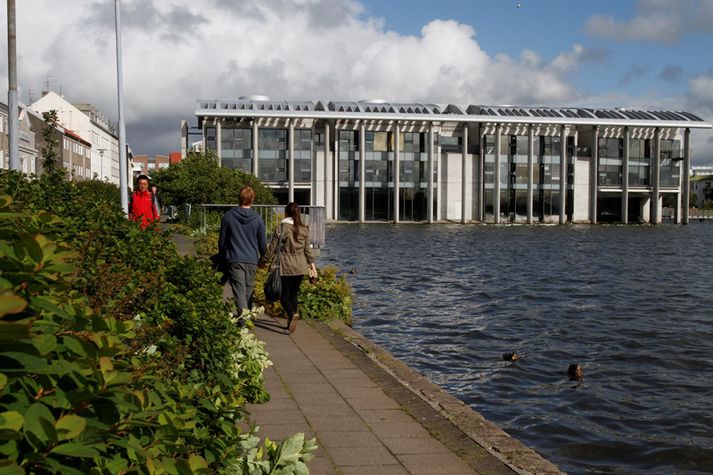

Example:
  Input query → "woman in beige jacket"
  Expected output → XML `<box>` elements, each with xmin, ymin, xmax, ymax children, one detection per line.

<box><xmin>263</xmin><ymin>202</ymin><xmax>316</xmax><ymax>333</ymax></box>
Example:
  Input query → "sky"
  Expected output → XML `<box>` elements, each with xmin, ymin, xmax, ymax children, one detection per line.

<box><xmin>1</xmin><ymin>0</ymin><xmax>712</xmax><ymax>163</ymax></box>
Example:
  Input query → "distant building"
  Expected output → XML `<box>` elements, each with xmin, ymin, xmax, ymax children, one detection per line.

<box><xmin>690</xmin><ymin>165</ymin><xmax>713</xmax><ymax>177</ymax></box>
<box><xmin>28</xmin><ymin>110</ymin><xmax>91</xmax><ymax>180</ymax></box>
<box><xmin>1</xmin><ymin>101</ymin><xmax>38</xmax><ymax>175</ymax></box>
<box><xmin>169</xmin><ymin>151</ymin><xmax>182</xmax><ymax>165</ymax></box>
<box><xmin>31</xmin><ymin>91</ymin><xmax>120</xmax><ymax>183</ymax></box>
<box><xmin>194</xmin><ymin>96</ymin><xmax>712</xmax><ymax>224</ymax></box>
<box><xmin>690</xmin><ymin>175</ymin><xmax>713</xmax><ymax>208</ymax></box>
<box><xmin>131</xmin><ymin>154</ymin><xmax>170</xmax><ymax>178</ymax></box>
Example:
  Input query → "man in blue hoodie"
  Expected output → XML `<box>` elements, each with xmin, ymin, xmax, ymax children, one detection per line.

<box><xmin>218</xmin><ymin>186</ymin><xmax>267</xmax><ymax>319</ymax></box>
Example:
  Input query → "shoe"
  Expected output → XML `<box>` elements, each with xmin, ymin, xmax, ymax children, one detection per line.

<box><xmin>286</xmin><ymin>315</ymin><xmax>293</xmax><ymax>331</ymax></box>
<box><xmin>289</xmin><ymin>313</ymin><xmax>299</xmax><ymax>334</ymax></box>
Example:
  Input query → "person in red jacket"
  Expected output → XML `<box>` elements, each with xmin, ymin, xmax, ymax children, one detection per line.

<box><xmin>129</xmin><ymin>174</ymin><xmax>160</xmax><ymax>229</ymax></box>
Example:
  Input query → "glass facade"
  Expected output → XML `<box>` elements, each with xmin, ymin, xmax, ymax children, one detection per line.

<box><xmin>221</xmin><ymin>127</ymin><xmax>252</xmax><ymax>173</ymax></box>
<box><xmin>598</xmin><ymin>137</ymin><xmax>680</xmax><ymax>188</ymax></box>
<box><xmin>364</xmin><ymin>131</ymin><xmax>393</xmax><ymax>220</ymax></box>
<box><xmin>259</xmin><ymin>129</ymin><xmax>287</xmax><ymax>182</ymax></box>
<box><xmin>660</xmin><ymin>139</ymin><xmax>681</xmax><ymax>187</ymax></box>
<box><xmin>628</xmin><ymin>138</ymin><xmax>651</xmax><ymax>186</ymax></box>
<box><xmin>205</xmin><ymin>126</ymin><xmax>216</xmax><ymax>152</ymax></box>
<box><xmin>399</xmin><ymin>132</ymin><xmax>429</xmax><ymax>221</ymax></box>
<box><xmin>294</xmin><ymin>129</ymin><xmax>312</xmax><ymax>182</ymax></box>
<box><xmin>598</xmin><ymin>137</ymin><xmax>622</xmax><ymax>186</ymax></box>
<box><xmin>484</xmin><ymin>134</ymin><xmax>563</xmax><ymax>222</ymax></box>
<box><xmin>338</xmin><ymin>131</ymin><xmax>359</xmax><ymax>220</ymax></box>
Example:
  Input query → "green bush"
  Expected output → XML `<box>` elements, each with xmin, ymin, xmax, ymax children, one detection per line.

<box><xmin>253</xmin><ymin>266</ymin><xmax>353</xmax><ymax>326</ymax></box>
<box><xmin>0</xmin><ymin>171</ymin><xmax>317</xmax><ymax>473</ymax></box>
<box><xmin>151</xmin><ymin>152</ymin><xmax>276</xmax><ymax>209</ymax></box>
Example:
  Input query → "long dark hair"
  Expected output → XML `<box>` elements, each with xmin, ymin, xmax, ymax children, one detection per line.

<box><xmin>285</xmin><ymin>202</ymin><xmax>303</xmax><ymax>241</ymax></box>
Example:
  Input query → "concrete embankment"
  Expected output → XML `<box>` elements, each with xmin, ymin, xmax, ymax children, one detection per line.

<box><xmin>248</xmin><ymin>313</ymin><xmax>564</xmax><ymax>475</ymax></box>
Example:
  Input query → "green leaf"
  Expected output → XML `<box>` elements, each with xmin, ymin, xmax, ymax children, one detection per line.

<box><xmin>188</xmin><ymin>454</ymin><xmax>209</xmax><ymax>474</ymax></box>
<box><xmin>0</xmin><ymin>374</ymin><xmax>6</xmax><ymax>391</ymax></box>
<box><xmin>0</xmin><ymin>411</ymin><xmax>23</xmax><ymax>432</ymax></box>
<box><xmin>50</xmin><ymin>442</ymin><xmax>99</xmax><ymax>458</ymax></box>
<box><xmin>32</xmin><ymin>334</ymin><xmax>57</xmax><ymax>355</ymax></box>
<box><xmin>55</xmin><ymin>414</ymin><xmax>86</xmax><ymax>441</ymax></box>
<box><xmin>0</xmin><ymin>322</ymin><xmax>31</xmax><ymax>343</ymax></box>
<box><xmin>22</xmin><ymin>234</ymin><xmax>44</xmax><ymax>263</ymax></box>
<box><xmin>23</xmin><ymin>403</ymin><xmax>57</xmax><ymax>450</ymax></box>
<box><xmin>0</xmin><ymin>459</ymin><xmax>24</xmax><ymax>475</ymax></box>
<box><xmin>0</xmin><ymin>352</ymin><xmax>51</xmax><ymax>373</ymax></box>
<box><xmin>0</xmin><ymin>295</ymin><xmax>26</xmax><ymax>318</ymax></box>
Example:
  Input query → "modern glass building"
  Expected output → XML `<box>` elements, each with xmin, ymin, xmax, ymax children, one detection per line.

<box><xmin>193</xmin><ymin>96</ymin><xmax>712</xmax><ymax>224</ymax></box>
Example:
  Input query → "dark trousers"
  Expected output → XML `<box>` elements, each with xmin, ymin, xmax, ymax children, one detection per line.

<box><xmin>280</xmin><ymin>275</ymin><xmax>304</xmax><ymax>318</ymax></box>
<box><xmin>227</xmin><ymin>262</ymin><xmax>257</xmax><ymax>316</ymax></box>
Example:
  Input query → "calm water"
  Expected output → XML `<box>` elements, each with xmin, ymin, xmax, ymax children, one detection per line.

<box><xmin>319</xmin><ymin>222</ymin><xmax>713</xmax><ymax>474</ymax></box>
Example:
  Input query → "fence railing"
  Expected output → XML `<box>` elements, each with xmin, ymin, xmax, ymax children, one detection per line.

<box><xmin>195</xmin><ymin>204</ymin><xmax>326</xmax><ymax>248</ymax></box>
<box><xmin>662</xmin><ymin>207</ymin><xmax>713</xmax><ymax>219</ymax></box>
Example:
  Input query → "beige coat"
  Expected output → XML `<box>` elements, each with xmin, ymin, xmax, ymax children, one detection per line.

<box><xmin>264</xmin><ymin>221</ymin><xmax>315</xmax><ymax>276</ymax></box>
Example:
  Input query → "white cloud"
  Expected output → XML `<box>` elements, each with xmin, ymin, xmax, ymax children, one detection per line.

<box><xmin>585</xmin><ymin>0</ymin><xmax>713</xmax><ymax>43</ymax></box>
<box><xmin>1</xmin><ymin>0</ymin><xmax>708</xmax><ymax>157</ymax></box>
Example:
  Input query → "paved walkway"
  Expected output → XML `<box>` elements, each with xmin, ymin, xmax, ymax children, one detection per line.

<box><xmin>246</xmin><ymin>313</ymin><xmax>563</xmax><ymax>475</ymax></box>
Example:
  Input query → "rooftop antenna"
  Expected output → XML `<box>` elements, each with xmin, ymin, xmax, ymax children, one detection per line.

<box><xmin>28</xmin><ymin>87</ymin><xmax>34</xmax><ymax>104</ymax></box>
<box><xmin>44</xmin><ymin>75</ymin><xmax>53</xmax><ymax>92</ymax></box>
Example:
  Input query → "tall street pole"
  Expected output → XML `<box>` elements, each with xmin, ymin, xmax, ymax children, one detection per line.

<box><xmin>7</xmin><ymin>0</ymin><xmax>20</xmax><ymax>171</ymax></box>
<box><xmin>114</xmin><ymin>0</ymin><xmax>128</xmax><ymax>214</ymax></box>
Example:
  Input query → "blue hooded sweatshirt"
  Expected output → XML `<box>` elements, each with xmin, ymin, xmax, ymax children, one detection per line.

<box><xmin>218</xmin><ymin>207</ymin><xmax>267</xmax><ymax>265</ymax></box>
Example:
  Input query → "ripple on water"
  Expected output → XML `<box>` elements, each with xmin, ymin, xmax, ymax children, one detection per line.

<box><xmin>321</xmin><ymin>223</ymin><xmax>713</xmax><ymax>475</ymax></box>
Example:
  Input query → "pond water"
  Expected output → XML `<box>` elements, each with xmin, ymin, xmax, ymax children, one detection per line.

<box><xmin>319</xmin><ymin>222</ymin><xmax>713</xmax><ymax>474</ymax></box>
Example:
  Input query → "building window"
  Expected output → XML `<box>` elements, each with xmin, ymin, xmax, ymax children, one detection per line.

<box><xmin>294</xmin><ymin>129</ymin><xmax>312</xmax><ymax>182</ymax></box>
<box><xmin>221</xmin><ymin>127</ymin><xmax>252</xmax><ymax>173</ymax></box>
<box><xmin>259</xmin><ymin>128</ymin><xmax>287</xmax><ymax>182</ymax></box>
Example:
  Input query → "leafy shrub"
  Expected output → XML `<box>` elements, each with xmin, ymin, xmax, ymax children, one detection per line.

<box><xmin>151</xmin><ymin>152</ymin><xmax>276</xmax><ymax>209</ymax></box>
<box><xmin>0</xmin><ymin>171</ymin><xmax>318</xmax><ymax>473</ymax></box>
<box><xmin>253</xmin><ymin>266</ymin><xmax>353</xmax><ymax>326</ymax></box>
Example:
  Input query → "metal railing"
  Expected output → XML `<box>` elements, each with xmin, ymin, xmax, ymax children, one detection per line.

<box><xmin>195</xmin><ymin>204</ymin><xmax>326</xmax><ymax>248</ymax></box>
<box><xmin>662</xmin><ymin>207</ymin><xmax>713</xmax><ymax>219</ymax></box>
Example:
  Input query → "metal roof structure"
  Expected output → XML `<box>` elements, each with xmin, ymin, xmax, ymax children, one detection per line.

<box><xmin>196</xmin><ymin>98</ymin><xmax>712</xmax><ymax>130</ymax></box>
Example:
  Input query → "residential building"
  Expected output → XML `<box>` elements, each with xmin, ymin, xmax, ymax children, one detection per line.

<box><xmin>1</xmin><ymin>101</ymin><xmax>38</xmax><ymax>175</ymax></box>
<box><xmin>30</xmin><ymin>91</ymin><xmax>120</xmax><ymax>184</ymax></box>
<box><xmin>690</xmin><ymin>175</ymin><xmax>713</xmax><ymax>208</ymax></box>
<box><xmin>132</xmin><ymin>154</ymin><xmax>170</xmax><ymax>177</ymax></box>
<box><xmin>194</xmin><ymin>97</ymin><xmax>712</xmax><ymax>224</ymax></box>
<box><xmin>28</xmin><ymin>111</ymin><xmax>91</xmax><ymax>180</ymax></box>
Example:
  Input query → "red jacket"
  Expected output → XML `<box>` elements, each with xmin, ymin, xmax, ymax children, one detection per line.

<box><xmin>129</xmin><ymin>190</ymin><xmax>159</xmax><ymax>229</ymax></box>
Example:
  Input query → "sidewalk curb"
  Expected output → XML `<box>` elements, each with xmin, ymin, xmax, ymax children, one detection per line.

<box><xmin>320</xmin><ymin>320</ymin><xmax>564</xmax><ymax>475</ymax></box>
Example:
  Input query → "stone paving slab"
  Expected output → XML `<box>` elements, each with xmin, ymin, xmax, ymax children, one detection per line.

<box><xmin>244</xmin><ymin>313</ymin><xmax>564</xmax><ymax>474</ymax></box>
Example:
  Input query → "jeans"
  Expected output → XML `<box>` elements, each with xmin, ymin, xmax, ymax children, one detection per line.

<box><xmin>280</xmin><ymin>275</ymin><xmax>304</xmax><ymax>319</ymax></box>
<box><xmin>227</xmin><ymin>262</ymin><xmax>257</xmax><ymax>316</ymax></box>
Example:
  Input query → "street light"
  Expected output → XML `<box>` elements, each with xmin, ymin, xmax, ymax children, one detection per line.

<box><xmin>97</xmin><ymin>148</ymin><xmax>107</xmax><ymax>180</ymax></box>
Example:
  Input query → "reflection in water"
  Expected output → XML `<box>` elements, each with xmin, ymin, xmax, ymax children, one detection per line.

<box><xmin>320</xmin><ymin>223</ymin><xmax>713</xmax><ymax>475</ymax></box>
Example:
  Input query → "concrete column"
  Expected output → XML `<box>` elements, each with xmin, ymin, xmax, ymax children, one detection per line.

<box><xmin>359</xmin><ymin>122</ymin><xmax>366</xmax><ymax>222</ymax></box>
<box><xmin>494</xmin><ymin>124</ymin><xmax>501</xmax><ymax>224</ymax></box>
<box><xmin>394</xmin><ymin>123</ymin><xmax>401</xmax><ymax>223</ymax></box>
<box><xmin>461</xmin><ymin>124</ymin><xmax>469</xmax><ymax>223</ymax></box>
<box><xmin>683</xmin><ymin>128</ymin><xmax>691</xmax><ymax>225</ymax></box>
<box><xmin>527</xmin><ymin>126</ymin><xmax>534</xmax><ymax>224</ymax></box>
<box><xmin>427</xmin><ymin>123</ymin><xmax>435</xmax><ymax>223</ymax></box>
<box><xmin>622</xmin><ymin>127</ymin><xmax>630</xmax><ymax>224</ymax></box>
<box><xmin>216</xmin><ymin>119</ymin><xmax>222</xmax><ymax>163</ymax></box>
<box><xmin>591</xmin><ymin>126</ymin><xmax>599</xmax><ymax>224</ymax></box>
<box><xmin>288</xmin><ymin>120</ymin><xmax>295</xmax><ymax>203</ymax></box>
<box><xmin>333</xmin><ymin>122</ymin><xmax>339</xmax><ymax>220</ymax></box>
<box><xmin>559</xmin><ymin>125</ymin><xmax>567</xmax><ymax>224</ymax></box>
<box><xmin>477</xmin><ymin>131</ymin><xmax>484</xmax><ymax>222</ymax></box>
<box><xmin>324</xmin><ymin>121</ymin><xmax>332</xmax><ymax>220</ymax></box>
<box><xmin>651</xmin><ymin>128</ymin><xmax>661</xmax><ymax>224</ymax></box>
<box><xmin>252</xmin><ymin>120</ymin><xmax>259</xmax><ymax>177</ymax></box>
